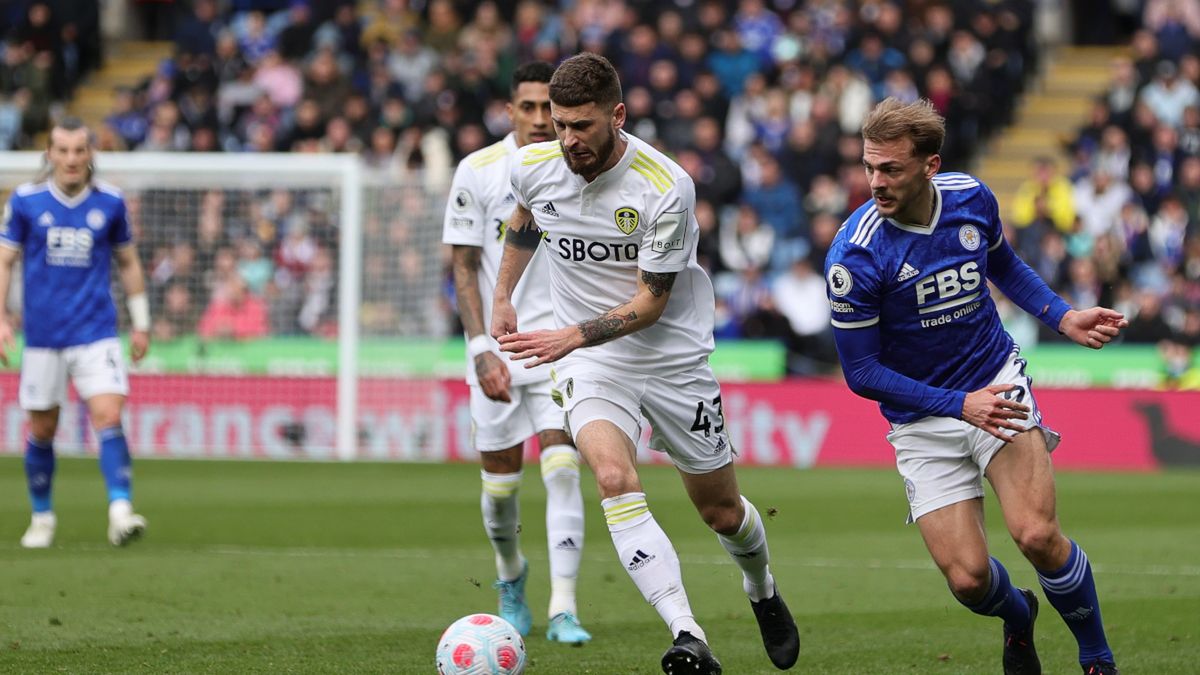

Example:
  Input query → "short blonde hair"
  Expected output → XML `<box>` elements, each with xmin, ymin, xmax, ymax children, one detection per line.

<box><xmin>861</xmin><ymin>98</ymin><xmax>945</xmax><ymax>158</ymax></box>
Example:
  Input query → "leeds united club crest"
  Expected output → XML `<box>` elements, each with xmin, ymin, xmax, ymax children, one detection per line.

<box><xmin>614</xmin><ymin>207</ymin><xmax>639</xmax><ymax>235</ymax></box>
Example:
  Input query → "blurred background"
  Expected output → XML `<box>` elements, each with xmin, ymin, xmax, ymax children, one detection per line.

<box><xmin>0</xmin><ymin>0</ymin><xmax>1196</xmax><ymax>463</ymax></box>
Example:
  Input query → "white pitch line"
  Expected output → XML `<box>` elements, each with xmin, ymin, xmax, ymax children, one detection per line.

<box><xmin>12</xmin><ymin>543</ymin><xmax>1200</xmax><ymax>578</ymax></box>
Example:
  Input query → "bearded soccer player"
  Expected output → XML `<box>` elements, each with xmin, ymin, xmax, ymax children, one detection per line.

<box><xmin>492</xmin><ymin>53</ymin><xmax>799</xmax><ymax>674</ymax></box>
<box><xmin>825</xmin><ymin>98</ymin><xmax>1121</xmax><ymax>675</ymax></box>
<box><xmin>442</xmin><ymin>62</ymin><xmax>592</xmax><ymax>644</ymax></box>
<box><xmin>0</xmin><ymin>118</ymin><xmax>150</xmax><ymax>549</ymax></box>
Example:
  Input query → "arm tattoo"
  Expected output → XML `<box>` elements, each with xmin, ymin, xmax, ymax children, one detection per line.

<box><xmin>641</xmin><ymin>270</ymin><xmax>677</xmax><ymax>298</ymax></box>
<box><xmin>452</xmin><ymin>246</ymin><xmax>482</xmax><ymax>280</ymax></box>
<box><xmin>451</xmin><ymin>246</ymin><xmax>487</xmax><ymax>337</ymax></box>
<box><xmin>578</xmin><ymin>310</ymin><xmax>639</xmax><ymax>346</ymax></box>
<box><xmin>504</xmin><ymin>215</ymin><xmax>542</xmax><ymax>250</ymax></box>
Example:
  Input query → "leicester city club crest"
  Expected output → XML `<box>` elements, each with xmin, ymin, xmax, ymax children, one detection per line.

<box><xmin>614</xmin><ymin>207</ymin><xmax>639</xmax><ymax>235</ymax></box>
<box><xmin>959</xmin><ymin>224</ymin><xmax>981</xmax><ymax>251</ymax></box>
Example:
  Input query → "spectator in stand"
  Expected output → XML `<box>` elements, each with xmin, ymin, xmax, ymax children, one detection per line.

<box><xmin>176</xmin><ymin>0</ymin><xmax>222</xmax><ymax>57</ymax></box>
<box><xmin>278</xmin><ymin>1</ymin><xmax>317</xmax><ymax>62</ymax></box>
<box><xmin>198</xmin><ymin>274</ymin><xmax>269</xmax><ymax>340</ymax></box>
<box><xmin>743</xmin><ymin>155</ymin><xmax>805</xmax><ymax>270</ymax></box>
<box><xmin>153</xmin><ymin>282</ymin><xmax>199</xmax><ymax>342</ymax></box>
<box><xmin>1074</xmin><ymin>169</ymin><xmax>1133</xmax><ymax>239</ymax></box>
<box><xmin>771</xmin><ymin>256</ymin><xmax>835</xmax><ymax>374</ymax></box>
<box><xmin>1012</xmin><ymin>157</ymin><xmax>1076</xmax><ymax>234</ymax></box>
<box><xmin>1141</xmin><ymin>60</ymin><xmax>1200</xmax><ymax>129</ymax></box>
<box><xmin>718</xmin><ymin>204</ymin><xmax>775</xmax><ymax>275</ymax></box>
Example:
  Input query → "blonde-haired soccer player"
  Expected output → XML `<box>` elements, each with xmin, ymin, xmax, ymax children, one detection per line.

<box><xmin>492</xmin><ymin>53</ymin><xmax>799</xmax><ymax>674</ymax></box>
<box><xmin>0</xmin><ymin>117</ymin><xmax>150</xmax><ymax>548</ymax></box>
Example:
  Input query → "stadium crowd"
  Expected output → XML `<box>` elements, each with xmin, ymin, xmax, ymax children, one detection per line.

<box><xmin>0</xmin><ymin>2</ymin><xmax>103</xmax><ymax>149</ymax></box>
<box><xmin>5</xmin><ymin>0</ymin><xmax>1197</xmax><ymax>379</ymax></box>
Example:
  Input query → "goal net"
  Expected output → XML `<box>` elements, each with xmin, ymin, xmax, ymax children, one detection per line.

<box><xmin>0</xmin><ymin>153</ymin><xmax>463</xmax><ymax>461</ymax></box>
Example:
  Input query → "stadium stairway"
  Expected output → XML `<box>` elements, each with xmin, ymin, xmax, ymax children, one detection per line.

<box><xmin>67</xmin><ymin>41</ymin><xmax>174</xmax><ymax>135</ymax></box>
<box><xmin>975</xmin><ymin>45</ymin><xmax>1125</xmax><ymax>218</ymax></box>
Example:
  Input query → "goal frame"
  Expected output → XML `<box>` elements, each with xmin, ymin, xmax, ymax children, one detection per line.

<box><xmin>0</xmin><ymin>152</ymin><xmax>365</xmax><ymax>460</ymax></box>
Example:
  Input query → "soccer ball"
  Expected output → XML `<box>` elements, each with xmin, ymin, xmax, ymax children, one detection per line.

<box><xmin>435</xmin><ymin>613</ymin><xmax>527</xmax><ymax>675</ymax></box>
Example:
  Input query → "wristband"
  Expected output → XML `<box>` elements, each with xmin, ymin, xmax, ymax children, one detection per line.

<box><xmin>127</xmin><ymin>293</ymin><xmax>150</xmax><ymax>332</ymax></box>
<box><xmin>467</xmin><ymin>334</ymin><xmax>493</xmax><ymax>358</ymax></box>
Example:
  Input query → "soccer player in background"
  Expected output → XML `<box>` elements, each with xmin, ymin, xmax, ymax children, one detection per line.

<box><xmin>0</xmin><ymin>118</ymin><xmax>151</xmax><ymax>548</ymax></box>
<box><xmin>825</xmin><ymin>98</ymin><xmax>1122</xmax><ymax>675</ymax></box>
<box><xmin>492</xmin><ymin>53</ymin><xmax>799</xmax><ymax>674</ymax></box>
<box><xmin>441</xmin><ymin>62</ymin><xmax>592</xmax><ymax>644</ymax></box>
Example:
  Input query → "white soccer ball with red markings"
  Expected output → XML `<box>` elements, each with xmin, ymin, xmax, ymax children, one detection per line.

<box><xmin>436</xmin><ymin>613</ymin><xmax>526</xmax><ymax>675</ymax></box>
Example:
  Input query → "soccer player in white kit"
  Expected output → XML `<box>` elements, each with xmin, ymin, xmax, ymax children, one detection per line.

<box><xmin>491</xmin><ymin>54</ymin><xmax>799</xmax><ymax>674</ymax></box>
<box><xmin>442</xmin><ymin>62</ymin><xmax>591</xmax><ymax>644</ymax></box>
<box><xmin>0</xmin><ymin>118</ymin><xmax>151</xmax><ymax>548</ymax></box>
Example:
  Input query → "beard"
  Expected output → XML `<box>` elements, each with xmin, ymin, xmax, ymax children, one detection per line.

<box><xmin>561</xmin><ymin>128</ymin><xmax>616</xmax><ymax>177</ymax></box>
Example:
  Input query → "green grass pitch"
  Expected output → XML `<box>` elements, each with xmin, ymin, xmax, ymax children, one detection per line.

<box><xmin>1</xmin><ymin>457</ymin><xmax>1197</xmax><ymax>673</ymax></box>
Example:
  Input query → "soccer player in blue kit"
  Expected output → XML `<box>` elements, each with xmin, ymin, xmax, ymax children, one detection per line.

<box><xmin>0</xmin><ymin>118</ymin><xmax>151</xmax><ymax>548</ymax></box>
<box><xmin>825</xmin><ymin>99</ymin><xmax>1122</xmax><ymax>675</ymax></box>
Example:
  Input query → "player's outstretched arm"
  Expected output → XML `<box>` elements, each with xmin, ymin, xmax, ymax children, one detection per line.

<box><xmin>1057</xmin><ymin>307</ymin><xmax>1128</xmax><ymax>349</ymax></box>
<box><xmin>115</xmin><ymin>244</ymin><xmax>150</xmax><ymax>363</ymax></box>
<box><xmin>491</xmin><ymin>203</ymin><xmax>538</xmax><ymax>339</ymax></box>
<box><xmin>0</xmin><ymin>245</ymin><xmax>17</xmax><ymax>366</ymax></box>
<box><xmin>497</xmin><ymin>269</ymin><xmax>676</xmax><ymax>368</ymax></box>
<box><xmin>453</xmin><ymin>244</ymin><xmax>511</xmax><ymax>403</ymax></box>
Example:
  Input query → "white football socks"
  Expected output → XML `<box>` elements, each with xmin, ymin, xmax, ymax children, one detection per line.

<box><xmin>481</xmin><ymin>469</ymin><xmax>525</xmax><ymax>581</ymax></box>
<box><xmin>541</xmin><ymin>444</ymin><xmax>584</xmax><ymax>618</ymax></box>
<box><xmin>603</xmin><ymin>492</ymin><xmax>705</xmax><ymax>642</ymax></box>
<box><xmin>717</xmin><ymin>495</ymin><xmax>775</xmax><ymax>602</ymax></box>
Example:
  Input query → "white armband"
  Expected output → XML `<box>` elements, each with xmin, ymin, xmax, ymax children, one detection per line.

<box><xmin>467</xmin><ymin>334</ymin><xmax>493</xmax><ymax>358</ymax></box>
<box><xmin>127</xmin><ymin>293</ymin><xmax>150</xmax><ymax>332</ymax></box>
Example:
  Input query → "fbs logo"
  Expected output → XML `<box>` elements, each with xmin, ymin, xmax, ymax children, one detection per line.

<box><xmin>615</xmin><ymin>207</ymin><xmax>639</xmax><ymax>235</ymax></box>
<box><xmin>627</xmin><ymin>549</ymin><xmax>656</xmax><ymax>571</ymax></box>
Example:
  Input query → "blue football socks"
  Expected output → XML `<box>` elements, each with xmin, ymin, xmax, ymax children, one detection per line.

<box><xmin>1037</xmin><ymin>540</ymin><xmax>1114</xmax><ymax>666</ymax></box>
<box><xmin>24</xmin><ymin>436</ymin><xmax>55</xmax><ymax>513</ymax></box>
<box><xmin>98</xmin><ymin>426</ymin><xmax>132</xmax><ymax>502</ymax></box>
<box><xmin>959</xmin><ymin>557</ymin><xmax>1033</xmax><ymax>631</ymax></box>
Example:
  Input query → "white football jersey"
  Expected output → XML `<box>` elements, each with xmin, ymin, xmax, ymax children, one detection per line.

<box><xmin>443</xmin><ymin>133</ymin><xmax>555</xmax><ymax>386</ymax></box>
<box><xmin>510</xmin><ymin>132</ymin><xmax>716</xmax><ymax>373</ymax></box>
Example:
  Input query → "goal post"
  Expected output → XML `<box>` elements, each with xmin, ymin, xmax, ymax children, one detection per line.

<box><xmin>0</xmin><ymin>151</ymin><xmax>444</xmax><ymax>462</ymax></box>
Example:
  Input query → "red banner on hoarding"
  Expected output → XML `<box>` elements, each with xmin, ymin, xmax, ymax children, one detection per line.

<box><xmin>0</xmin><ymin>374</ymin><xmax>1193</xmax><ymax>469</ymax></box>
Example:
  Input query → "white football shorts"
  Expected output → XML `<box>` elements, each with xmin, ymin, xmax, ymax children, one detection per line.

<box><xmin>889</xmin><ymin>348</ymin><xmax>1061</xmax><ymax>523</ymax></box>
<box><xmin>554</xmin><ymin>359</ymin><xmax>733</xmax><ymax>474</ymax></box>
<box><xmin>20</xmin><ymin>337</ymin><xmax>129</xmax><ymax>410</ymax></box>
<box><xmin>470</xmin><ymin>380</ymin><xmax>565</xmax><ymax>451</ymax></box>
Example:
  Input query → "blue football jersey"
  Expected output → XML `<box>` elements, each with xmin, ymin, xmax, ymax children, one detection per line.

<box><xmin>825</xmin><ymin>173</ymin><xmax>1013</xmax><ymax>424</ymax></box>
<box><xmin>0</xmin><ymin>180</ymin><xmax>133</xmax><ymax>348</ymax></box>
